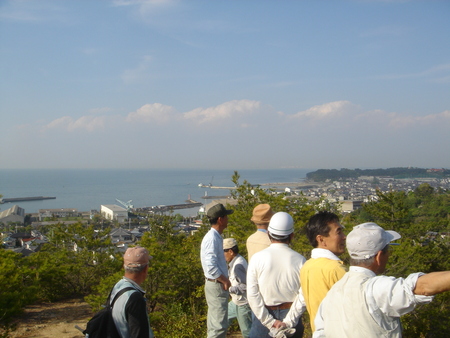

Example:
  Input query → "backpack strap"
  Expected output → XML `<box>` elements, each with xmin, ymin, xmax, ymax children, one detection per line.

<box><xmin>109</xmin><ymin>287</ymin><xmax>137</xmax><ymax>308</ymax></box>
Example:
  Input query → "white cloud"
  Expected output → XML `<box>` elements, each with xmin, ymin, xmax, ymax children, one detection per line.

<box><xmin>126</xmin><ymin>103</ymin><xmax>176</xmax><ymax>124</ymax></box>
<box><xmin>290</xmin><ymin>101</ymin><xmax>359</xmax><ymax>120</ymax></box>
<box><xmin>388</xmin><ymin>110</ymin><xmax>450</xmax><ymax>128</ymax></box>
<box><xmin>375</xmin><ymin>63</ymin><xmax>450</xmax><ymax>82</ymax></box>
<box><xmin>45</xmin><ymin>115</ymin><xmax>107</xmax><ymax>132</ymax></box>
<box><xmin>112</xmin><ymin>0</ymin><xmax>179</xmax><ymax>20</ymax></box>
<box><xmin>112</xmin><ymin>0</ymin><xmax>176</xmax><ymax>7</ymax></box>
<box><xmin>0</xmin><ymin>1</ymin><xmax>68</xmax><ymax>23</ymax></box>
<box><xmin>183</xmin><ymin>100</ymin><xmax>261</xmax><ymax>124</ymax></box>
<box><xmin>121</xmin><ymin>55</ymin><xmax>153</xmax><ymax>84</ymax></box>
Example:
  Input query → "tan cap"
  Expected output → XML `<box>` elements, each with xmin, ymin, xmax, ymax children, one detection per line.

<box><xmin>123</xmin><ymin>246</ymin><xmax>152</xmax><ymax>267</ymax></box>
<box><xmin>223</xmin><ymin>238</ymin><xmax>237</xmax><ymax>250</ymax></box>
<box><xmin>251</xmin><ymin>204</ymin><xmax>274</xmax><ymax>225</ymax></box>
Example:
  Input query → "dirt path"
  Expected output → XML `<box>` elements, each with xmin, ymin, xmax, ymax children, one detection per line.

<box><xmin>6</xmin><ymin>299</ymin><xmax>243</xmax><ymax>338</ymax></box>
<box><xmin>7</xmin><ymin>298</ymin><xmax>91</xmax><ymax>338</ymax></box>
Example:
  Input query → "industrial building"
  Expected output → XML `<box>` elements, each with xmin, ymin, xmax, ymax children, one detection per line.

<box><xmin>101</xmin><ymin>204</ymin><xmax>128</xmax><ymax>224</ymax></box>
<box><xmin>0</xmin><ymin>205</ymin><xmax>25</xmax><ymax>225</ymax></box>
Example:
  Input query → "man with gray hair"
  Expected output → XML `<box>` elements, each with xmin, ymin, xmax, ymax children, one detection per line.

<box><xmin>224</xmin><ymin>237</ymin><xmax>252</xmax><ymax>338</ymax></box>
<box><xmin>314</xmin><ymin>222</ymin><xmax>450</xmax><ymax>338</ymax></box>
<box><xmin>111</xmin><ymin>246</ymin><xmax>154</xmax><ymax>338</ymax></box>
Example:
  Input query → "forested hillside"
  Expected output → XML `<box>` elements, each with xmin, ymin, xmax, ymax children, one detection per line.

<box><xmin>1</xmin><ymin>173</ymin><xmax>449</xmax><ymax>337</ymax></box>
<box><xmin>307</xmin><ymin>167</ymin><xmax>450</xmax><ymax>181</ymax></box>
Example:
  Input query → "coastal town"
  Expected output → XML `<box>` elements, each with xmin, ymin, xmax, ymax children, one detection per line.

<box><xmin>2</xmin><ymin>168</ymin><xmax>450</xmax><ymax>257</ymax></box>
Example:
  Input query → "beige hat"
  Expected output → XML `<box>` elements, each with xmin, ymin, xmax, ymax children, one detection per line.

<box><xmin>251</xmin><ymin>204</ymin><xmax>274</xmax><ymax>225</ymax></box>
<box><xmin>123</xmin><ymin>246</ymin><xmax>152</xmax><ymax>267</ymax></box>
<box><xmin>223</xmin><ymin>238</ymin><xmax>238</xmax><ymax>250</ymax></box>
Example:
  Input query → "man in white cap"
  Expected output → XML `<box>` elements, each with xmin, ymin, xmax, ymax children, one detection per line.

<box><xmin>111</xmin><ymin>246</ymin><xmax>154</xmax><ymax>338</ymax></box>
<box><xmin>201</xmin><ymin>203</ymin><xmax>234</xmax><ymax>338</ymax></box>
<box><xmin>223</xmin><ymin>238</ymin><xmax>252</xmax><ymax>338</ymax></box>
<box><xmin>246</xmin><ymin>204</ymin><xmax>275</xmax><ymax>262</ymax></box>
<box><xmin>314</xmin><ymin>222</ymin><xmax>450</xmax><ymax>338</ymax></box>
<box><xmin>247</xmin><ymin>212</ymin><xmax>306</xmax><ymax>338</ymax></box>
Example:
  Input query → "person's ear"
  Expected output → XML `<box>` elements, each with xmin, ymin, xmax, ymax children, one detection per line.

<box><xmin>374</xmin><ymin>251</ymin><xmax>383</xmax><ymax>265</ymax></box>
<box><xmin>316</xmin><ymin>234</ymin><xmax>324</xmax><ymax>245</ymax></box>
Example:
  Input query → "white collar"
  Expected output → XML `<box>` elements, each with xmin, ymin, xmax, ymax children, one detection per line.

<box><xmin>311</xmin><ymin>248</ymin><xmax>341</xmax><ymax>261</ymax></box>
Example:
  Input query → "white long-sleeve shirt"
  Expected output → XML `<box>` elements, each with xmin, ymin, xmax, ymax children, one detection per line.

<box><xmin>247</xmin><ymin>243</ymin><xmax>306</xmax><ymax>330</ymax></box>
<box><xmin>313</xmin><ymin>266</ymin><xmax>434</xmax><ymax>338</ymax></box>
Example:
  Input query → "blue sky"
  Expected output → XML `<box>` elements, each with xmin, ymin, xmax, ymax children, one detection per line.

<box><xmin>1</xmin><ymin>0</ymin><xmax>449</xmax><ymax>170</ymax></box>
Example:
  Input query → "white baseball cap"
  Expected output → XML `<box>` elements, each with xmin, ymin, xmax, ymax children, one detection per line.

<box><xmin>347</xmin><ymin>222</ymin><xmax>401</xmax><ymax>259</ymax></box>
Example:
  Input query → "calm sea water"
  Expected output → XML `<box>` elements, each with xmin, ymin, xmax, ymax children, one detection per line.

<box><xmin>0</xmin><ymin>169</ymin><xmax>313</xmax><ymax>216</ymax></box>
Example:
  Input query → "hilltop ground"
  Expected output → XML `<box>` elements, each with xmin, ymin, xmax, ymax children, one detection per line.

<box><xmin>7</xmin><ymin>299</ymin><xmax>243</xmax><ymax>338</ymax></box>
<box><xmin>7</xmin><ymin>298</ymin><xmax>90</xmax><ymax>338</ymax></box>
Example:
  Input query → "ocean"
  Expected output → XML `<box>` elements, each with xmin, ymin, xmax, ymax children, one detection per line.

<box><xmin>0</xmin><ymin>168</ymin><xmax>313</xmax><ymax>217</ymax></box>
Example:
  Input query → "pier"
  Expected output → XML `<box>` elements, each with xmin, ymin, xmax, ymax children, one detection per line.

<box><xmin>135</xmin><ymin>201</ymin><xmax>203</xmax><ymax>213</ymax></box>
<box><xmin>0</xmin><ymin>196</ymin><xmax>56</xmax><ymax>204</ymax></box>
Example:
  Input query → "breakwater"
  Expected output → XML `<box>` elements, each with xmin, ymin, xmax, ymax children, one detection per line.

<box><xmin>0</xmin><ymin>196</ymin><xmax>56</xmax><ymax>204</ymax></box>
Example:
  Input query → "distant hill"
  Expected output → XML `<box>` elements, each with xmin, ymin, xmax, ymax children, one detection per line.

<box><xmin>306</xmin><ymin>167</ymin><xmax>450</xmax><ymax>182</ymax></box>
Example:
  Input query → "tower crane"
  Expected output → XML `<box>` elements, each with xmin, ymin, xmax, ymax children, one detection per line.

<box><xmin>116</xmin><ymin>199</ymin><xmax>134</xmax><ymax>211</ymax></box>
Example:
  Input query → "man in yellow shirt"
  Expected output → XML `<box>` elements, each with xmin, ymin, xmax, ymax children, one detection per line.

<box><xmin>300</xmin><ymin>211</ymin><xmax>346</xmax><ymax>331</ymax></box>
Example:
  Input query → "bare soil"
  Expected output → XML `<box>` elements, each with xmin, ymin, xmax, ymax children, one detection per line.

<box><xmin>6</xmin><ymin>299</ymin><xmax>243</xmax><ymax>338</ymax></box>
<box><xmin>7</xmin><ymin>298</ymin><xmax>91</xmax><ymax>338</ymax></box>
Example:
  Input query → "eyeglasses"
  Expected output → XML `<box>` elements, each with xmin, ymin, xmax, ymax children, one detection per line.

<box><xmin>223</xmin><ymin>249</ymin><xmax>231</xmax><ymax>252</ymax></box>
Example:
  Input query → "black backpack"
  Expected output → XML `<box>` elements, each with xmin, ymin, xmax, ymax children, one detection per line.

<box><xmin>82</xmin><ymin>286</ymin><xmax>136</xmax><ymax>338</ymax></box>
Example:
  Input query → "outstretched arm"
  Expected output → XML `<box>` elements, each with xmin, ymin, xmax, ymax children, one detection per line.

<box><xmin>414</xmin><ymin>271</ymin><xmax>450</xmax><ymax>296</ymax></box>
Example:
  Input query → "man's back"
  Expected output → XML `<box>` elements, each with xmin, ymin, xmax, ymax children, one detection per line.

<box><xmin>246</xmin><ymin>230</ymin><xmax>271</xmax><ymax>262</ymax></box>
<box><xmin>111</xmin><ymin>278</ymin><xmax>152</xmax><ymax>338</ymax></box>
<box><xmin>248</xmin><ymin>243</ymin><xmax>305</xmax><ymax>306</ymax></box>
<box><xmin>314</xmin><ymin>268</ymin><xmax>434</xmax><ymax>338</ymax></box>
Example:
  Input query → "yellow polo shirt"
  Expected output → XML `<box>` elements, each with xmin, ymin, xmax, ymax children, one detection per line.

<box><xmin>300</xmin><ymin>249</ymin><xmax>346</xmax><ymax>331</ymax></box>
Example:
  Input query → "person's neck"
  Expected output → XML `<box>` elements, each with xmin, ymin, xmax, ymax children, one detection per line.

<box><xmin>212</xmin><ymin>224</ymin><xmax>222</xmax><ymax>234</ymax></box>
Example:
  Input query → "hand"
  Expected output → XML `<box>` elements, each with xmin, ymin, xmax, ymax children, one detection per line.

<box><xmin>217</xmin><ymin>275</ymin><xmax>231</xmax><ymax>291</ymax></box>
<box><xmin>222</xmin><ymin>279</ymin><xmax>231</xmax><ymax>291</ymax></box>
<box><xmin>272</xmin><ymin>320</ymin><xmax>287</xmax><ymax>330</ymax></box>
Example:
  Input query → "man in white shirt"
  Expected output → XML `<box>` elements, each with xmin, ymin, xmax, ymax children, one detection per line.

<box><xmin>314</xmin><ymin>222</ymin><xmax>450</xmax><ymax>338</ymax></box>
<box><xmin>201</xmin><ymin>203</ymin><xmax>233</xmax><ymax>338</ymax></box>
<box><xmin>247</xmin><ymin>212</ymin><xmax>306</xmax><ymax>338</ymax></box>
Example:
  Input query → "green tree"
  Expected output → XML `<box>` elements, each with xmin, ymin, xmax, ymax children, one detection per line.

<box><xmin>0</xmin><ymin>249</ymin><xmax>38</xmax><ymax>326</ymax></box>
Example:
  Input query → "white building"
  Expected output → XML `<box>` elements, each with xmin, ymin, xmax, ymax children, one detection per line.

<box><xmin>38</xmin><ymin>208</ymin><xmax>80</xmax><ymax>221</ymax></box>
<box><xmin>101</xmin><ymin>205</ymin><xmax>128</xmax><ymax>224</ymax></box>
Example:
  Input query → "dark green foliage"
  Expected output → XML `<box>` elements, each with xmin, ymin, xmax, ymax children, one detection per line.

<box><xmin>307</xmin><ymin>167</ymin><xmax>450</xmax><ymax>181</ymax></box>
<box><xmin>0</xmin><ymin>249</ymin><xmax>39</xmax><ymax>325</ymax></box>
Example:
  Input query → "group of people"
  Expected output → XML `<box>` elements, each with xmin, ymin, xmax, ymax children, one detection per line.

<box><xmin>100</xmin><ymin>201</ymin><xmax>450</xmax><ymax>338</ymax></box>
<box><xmin>200</xmin><ymin>203</ymin><xmax>450</xmax><ymax>338</ymax></box>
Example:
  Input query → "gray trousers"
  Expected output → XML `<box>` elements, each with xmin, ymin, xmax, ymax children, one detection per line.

<box><xmin>205</xmin><ymin>280</ymin><xmax>229</xmax><ymax>338</ymax></box>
